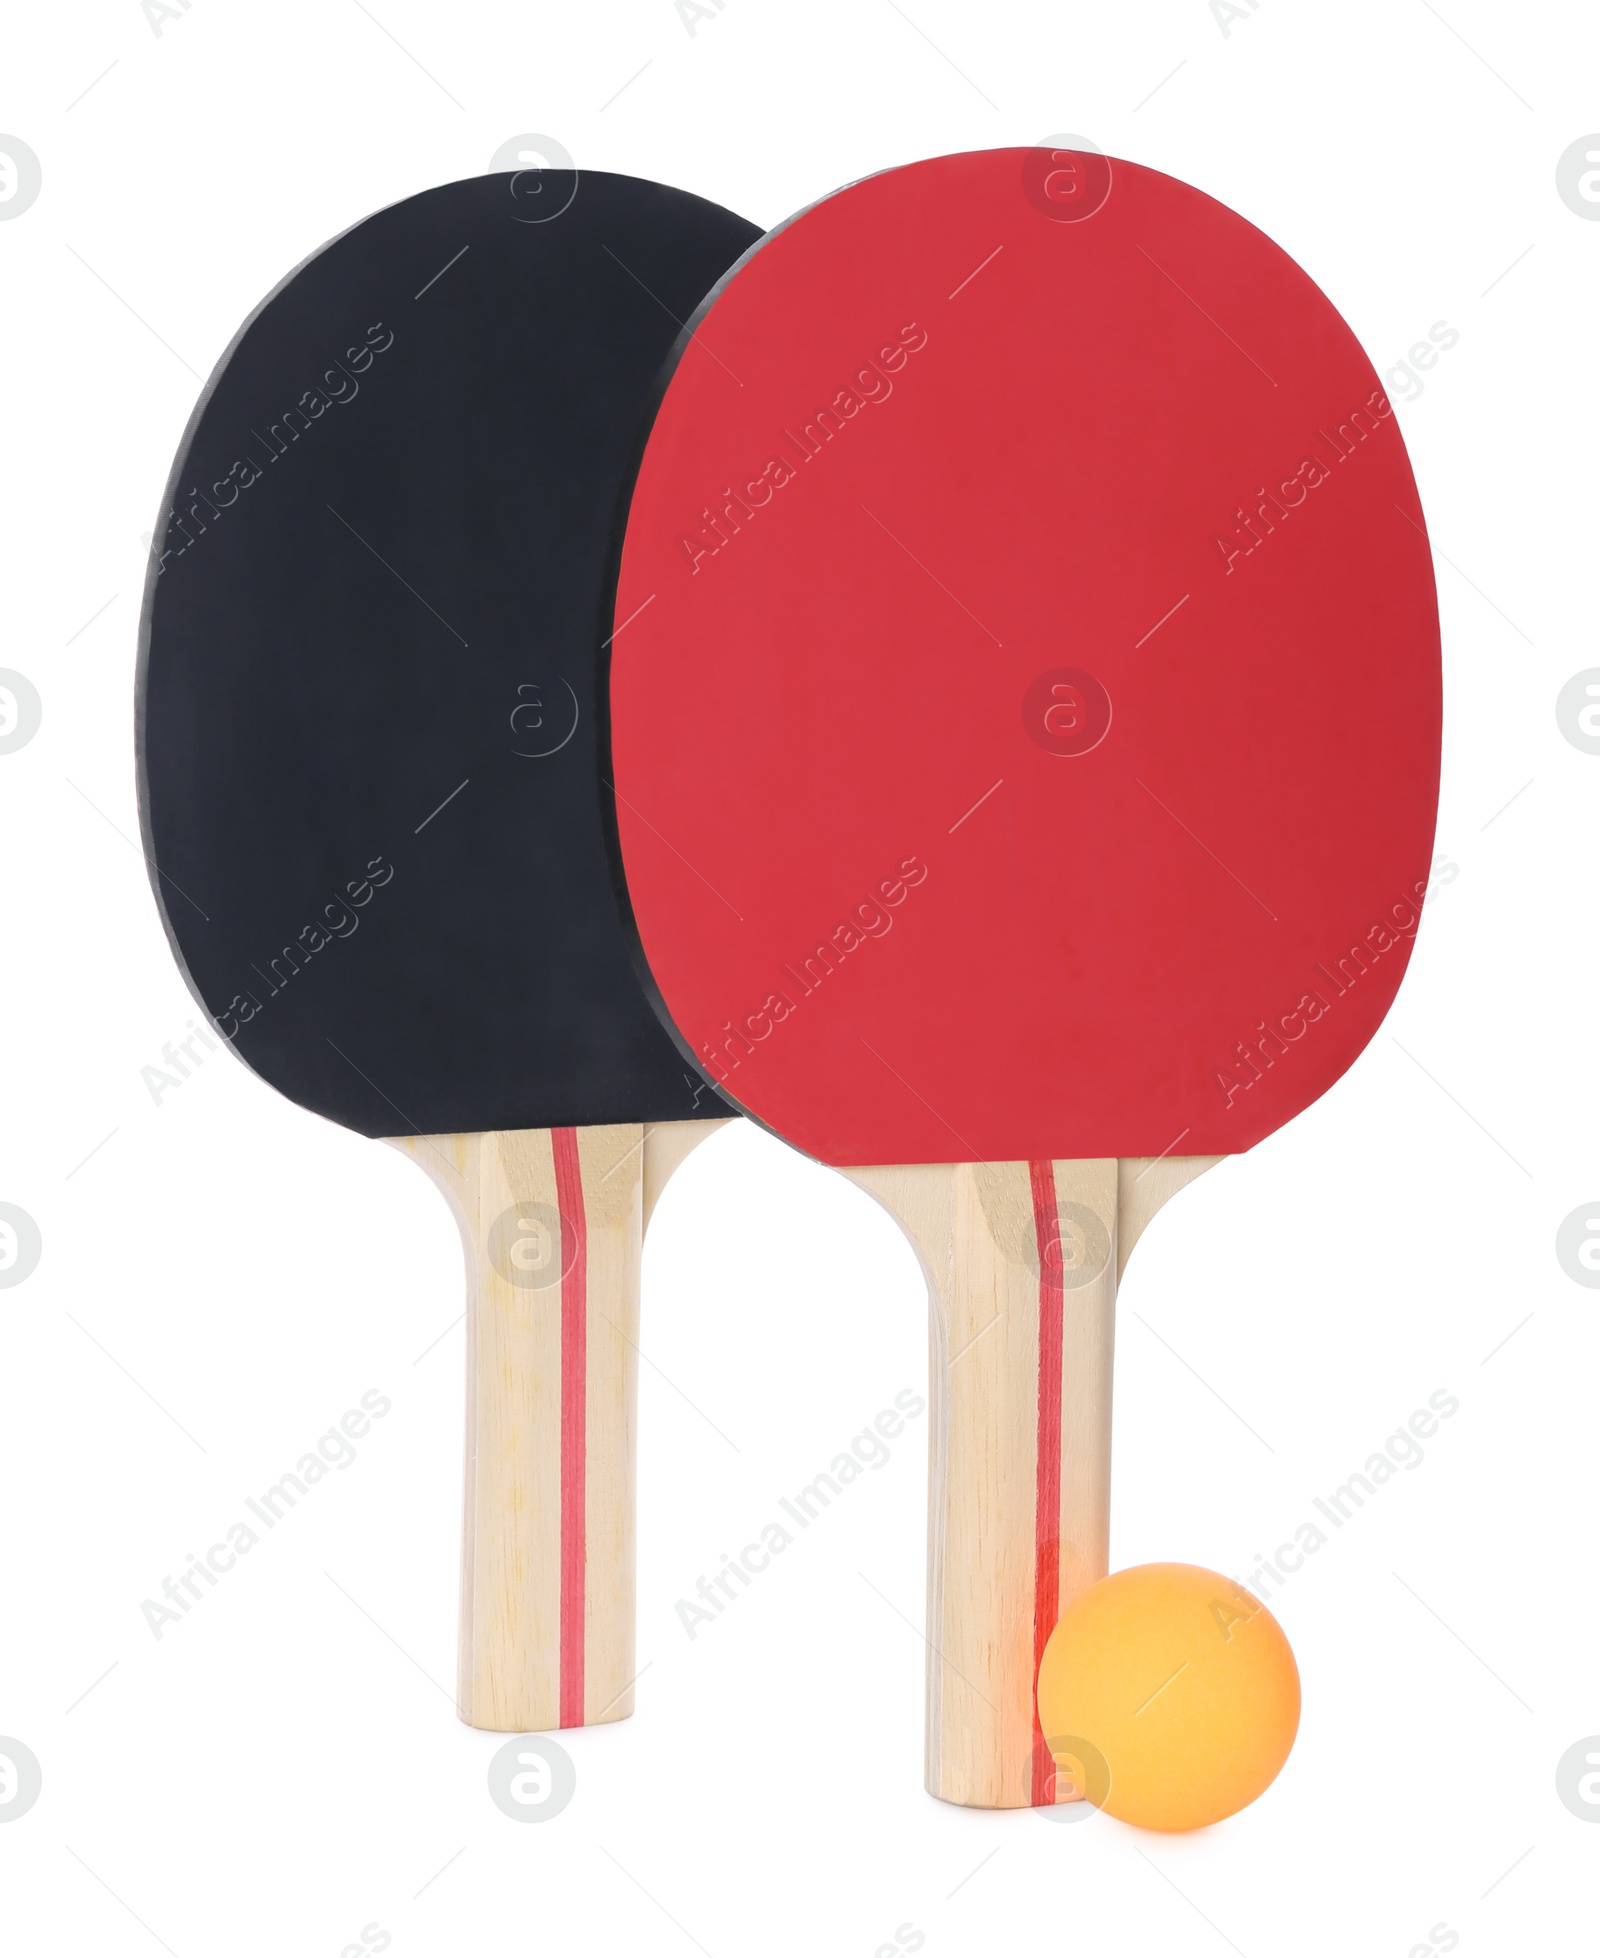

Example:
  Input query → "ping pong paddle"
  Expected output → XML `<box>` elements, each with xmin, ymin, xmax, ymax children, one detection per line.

<box><xmin>604</xmin><ymin>149</ymin><xmax>1441</xmax><ymax>1805</ymax></box>
<box><xmin>138</xmin><ymin>169</ymin><xmax>759</xmax><ymax>1732</ymax></box>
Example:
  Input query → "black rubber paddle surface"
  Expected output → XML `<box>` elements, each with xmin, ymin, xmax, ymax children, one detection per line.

<box><xmin>138</xmin><ymin>170</ymin><xmax>760</xmax><ymax>1137</ymax></box>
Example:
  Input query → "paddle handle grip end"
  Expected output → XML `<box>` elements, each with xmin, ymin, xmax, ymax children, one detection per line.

<box><xmin>391</xmin><ymin>1125</ymin><xmax>644</xmax><ymax>1733</ymax></box>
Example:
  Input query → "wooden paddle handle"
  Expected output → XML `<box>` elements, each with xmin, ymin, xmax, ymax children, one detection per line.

<box><xmin>845</xmin><ymin>1154</ymin><xmax>1214</xmax><ymax>1808</ymax></box>
<box><xmin>392</xmin><ymin>1120</ymin><xmax>727</xmax><ymax>1732</ymax></box>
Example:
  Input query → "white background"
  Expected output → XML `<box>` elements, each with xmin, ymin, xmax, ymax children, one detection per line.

<box><xmin>2</xmin><ymin>1</ymin><xmax>1596</xmax><ymax>1953</ymax></box>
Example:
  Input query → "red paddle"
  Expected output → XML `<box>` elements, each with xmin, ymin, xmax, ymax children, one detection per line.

<box><xmin>606</xmin><ymin>149</ymin><xmax>1441</xmax><ymax>1806</ymax></box>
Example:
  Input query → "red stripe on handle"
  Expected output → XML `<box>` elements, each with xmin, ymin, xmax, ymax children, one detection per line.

<box><xmin>552</xmin><ymin>1127</ymin><xmax>588</xmax><ymax>1729</ymax></box>
<box><xmin>1028</xmin><ymin>1159</ymin><xmax>1064</xmax><ymax>1806</ymax></box>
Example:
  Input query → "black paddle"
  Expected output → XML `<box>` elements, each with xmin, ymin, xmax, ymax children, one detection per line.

<box><xmin>137</xmin><ymin>168</ymin><xmax>761</xmax><ymax>1732</ymax></box>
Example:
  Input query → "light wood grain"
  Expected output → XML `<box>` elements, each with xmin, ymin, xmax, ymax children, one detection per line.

<box><xmin>392</xmin><ymin>1119</ymin><xmax>727</xmax><ymax>1733</ymax></box>
<box><xmin>846</xmin><ymin>1154</ymin><xmax>1214</xmax><ymax>1808</ymax></box>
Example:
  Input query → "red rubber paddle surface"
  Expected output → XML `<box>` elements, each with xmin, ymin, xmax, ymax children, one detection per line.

<box><xmin>609</xmin><ymin>150</ymin><xmax>1441</xmax><ymax>1167</ymax></box>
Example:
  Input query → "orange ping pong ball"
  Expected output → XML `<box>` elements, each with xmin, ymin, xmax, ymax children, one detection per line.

<box><xmin>1035</xmin><ymin>1563</ymin><xmax>1300</xmax><ymax>1831</ymax></box>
